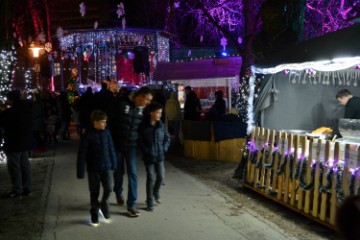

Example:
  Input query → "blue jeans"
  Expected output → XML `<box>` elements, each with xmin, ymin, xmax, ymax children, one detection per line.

<box><xmin>145</xmin><ymin>161</ymin><xmax>165</xmax><ymax>208</ymax></box>
<box><xmin>88</xmin><ymin>170</ymin><xmax>113</xmax><ymax>215</ymax></box>
<box><xmin>6</xmin><ymin>151</ymin><xmax>32</xmax><ymax>195</ymax></box>
<box><xmin>113</xmin><ymin>147</ymin><xmax>138</xmax><ymax>208</ymax></box>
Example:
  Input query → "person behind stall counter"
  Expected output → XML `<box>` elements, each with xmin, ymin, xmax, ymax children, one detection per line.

<box><xmin>336</xmin><ymin>89</ymin><xmax>360</xmax><ymax>119</ymax></box>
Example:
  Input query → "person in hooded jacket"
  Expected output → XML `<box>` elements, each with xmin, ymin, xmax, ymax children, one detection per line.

<box><xmin>138</xmin><ymin>102</ymin><xmax>171</xmax><ymax>211</ymax></box>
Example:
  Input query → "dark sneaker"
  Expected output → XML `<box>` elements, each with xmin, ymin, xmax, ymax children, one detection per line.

<box><xmin>23</xmin><ymin>191</ymin><xmax>32</xmax><ymax>197</ymax></box>
<box><xmin>127</xmin><ymin>208</ymin><xmax>140</xmax><ymax>217</ymax></box>
<box><xmin>155</xmin><ymin>197</ymin><xmax>162</xmax><ymax>204</ymax></box>
<box><xmin>146</xmin><ymin>206</ymin><xmax>154</xmax><ymax>212</ymax></box>
<box><xmin>100</xmin><ymin>207</ymin><xmax>110</xmax><ymax>220</ymax></box>
<box><xmin>91</xmin><ymin>214</ymin><xmax>99</xmax><ymax>227</ymax></box>
<box><xmin>8</xmin><ymin>191</ymin><xmax>22</xmax><ymax>198</ymax></box>
<box><xmin>154</xmin><ymin>193</ymin><xmax>161</xmax><ymax>204</ymax></box>
<box><xmin>116</xmin><ymin>196</ymin><xmax>125</xmax><ymax>206</ymax></box>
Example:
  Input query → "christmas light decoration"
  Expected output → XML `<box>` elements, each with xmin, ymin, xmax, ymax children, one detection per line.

<box><xmin>253</xmin><ymin>57</ymin><xmax>360</xmax><ymax>75</ymax></box>
<box><xmin>247</xmin><ymin>73</ymin><xmax>255</xmax><ymax>134</ymax></box>
<box><xmin>305</xmin><ymin>0</ymin><xmax>360</xmax><ymax>40</ymax></box>
<box><xmin>0</xmin><ymin>49</ymin><xmax>16</xmax><ymax>102</ymax></box>
<box><xmin>79</xmin><ymin>2</ymin><xmax>86</xmax><ymax>17</ymax></box>
<box><xmin>24</xmin><ymin>69</ymin><xmax>32</xmax><ymax>90</ymax></box>
<box><xmin>116</xmin><ymin>2</ymin><xmax>125</xmax><ymax>18</ymax></box>
<box><xmin>59</xmin><ymin>29</ymin><xmax>170</xmax><ymax>83</ymax></box>
<box><xmin>0</xmin><ymin>136</ymin><xmax>6</xmax><ymax>163</ymax></box>
<box><xmin>166</xmin><ymin>1</ymin><xmax>244</xmax><ymax>45</ymax></box>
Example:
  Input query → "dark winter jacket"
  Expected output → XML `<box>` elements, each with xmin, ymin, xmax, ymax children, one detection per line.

<box><xmin>138</xmin><ymin>120</ymin><xmax>171</xmax><ymax>163</ymax></box>
<box><xmin>107</xmin><ymin>97</ymin><xmax>145</xmax><ymax>151</ymax></box>
<box><xmin>95</xmin><ymin>88</ymin><xmax>114</xmax><ymax>112</ymax></box>
<box><xmin>344</xmin><ymin>96</ymin><xmax>360</xmax><ymax>119</ymax></box>
<box><xmin>78</xmin><ymin>91</ymin><xmax>95</xmax><ymax>127</ymax></box>
<box><xmin>0</xmin><ymin>100</ymin><xmax>33</xmax><ymax>153</ymax></box>
<box><xmin>77</xmin><ymin>128</ymin><xmax>117</xmax><ymax>178</ymax></box>
<box><xmin>184</xmin><ymin>91</ymin><xmax>201</xmax><ymax>120</ymax></box>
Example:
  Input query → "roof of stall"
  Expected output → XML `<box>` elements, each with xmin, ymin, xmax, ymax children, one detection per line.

<box><xmin>254</xmin><ymin>23</ymin><xmax>360</xmax><ymax>70</ymax></box>
<box><xmin>154</xmin><ymin>56</ymin><xmax>242</xmax><ymax>81</ymax></box>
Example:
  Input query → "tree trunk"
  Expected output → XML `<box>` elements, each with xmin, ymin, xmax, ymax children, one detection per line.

<box><xmin>241</xmin><ymin>0</ymin><xmax>265</xmax><ymax>76</ymax></box>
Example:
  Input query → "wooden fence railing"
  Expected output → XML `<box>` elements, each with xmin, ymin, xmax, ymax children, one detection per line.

<box><xmin>240</xmin><ymin>127</ymin><xmax>360</xmax><ymax>229</ymax></box>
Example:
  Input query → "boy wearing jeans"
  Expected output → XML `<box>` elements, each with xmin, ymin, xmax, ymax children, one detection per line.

<box><xmin>138</xmin><ymin>102</ymin><xmax>171</xmax><ymax>211</ymax></box>
<box><xmin>77</xmin><ymin>110</ymin><xmax>117</xmax><ymax>226</ymax></box>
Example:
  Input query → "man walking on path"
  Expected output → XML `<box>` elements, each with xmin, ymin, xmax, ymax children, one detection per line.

<box><xmin>0</xmin><ymin>90</ymin><xmax>33</xmax><ymax>198</ymax></box>
<box><xmin>107</xmin><ymin>87</ymin><xmax>153</xmax><ymax>217</ymax></box>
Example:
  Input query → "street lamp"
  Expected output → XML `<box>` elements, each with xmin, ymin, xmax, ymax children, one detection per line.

<box><xmin>29</xmin><ymin>42</ymin><xmax>43</xmax><ymax>87</ymax></box>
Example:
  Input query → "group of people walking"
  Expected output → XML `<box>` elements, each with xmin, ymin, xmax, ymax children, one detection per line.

<box><xmin>76</xmin><ymin>86</ymin><xmax>171</xmax><ymax>226</ymax></box>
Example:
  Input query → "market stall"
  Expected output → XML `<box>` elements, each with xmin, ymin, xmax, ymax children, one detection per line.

<box><xmin>241</xmin><ymin>23</ymin><xmax>360</xmax><ymax>229</ymax></box>
<box><xmin>154</xmin><ymin>56</ymin><xmax>242</xmax><ymax>111</ymax></box>
<box><xmin>154</xmin><ymin>56</ymin><xmax>246</xmax><ymax>162</ymax></box>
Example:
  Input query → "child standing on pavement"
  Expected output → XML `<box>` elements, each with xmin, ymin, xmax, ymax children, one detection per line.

<box><xmin>138</xmin><ymin>102</ymin><xmax>171</xmax><ymax>211</ymax></box>
<box><xmin>77</xmin><ymin>110</ymin><xmax>117</xmax><ymax>226</ymax></box>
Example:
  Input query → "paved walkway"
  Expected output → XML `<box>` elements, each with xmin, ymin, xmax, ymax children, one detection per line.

<box><xmin>41</xmin><ymin>140</ymin><xmax>297</xmax><ymax>240</ymax></box>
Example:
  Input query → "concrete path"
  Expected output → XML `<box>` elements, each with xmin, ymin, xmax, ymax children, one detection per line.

<box><xmin>41</xmin><ymin>140</ymin><xmax>296</xmax><ymax>240</ymax></box>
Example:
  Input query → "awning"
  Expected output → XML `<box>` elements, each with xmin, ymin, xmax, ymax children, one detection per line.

<box><xmin>154</xmin><ymin>57</ymin><xmax>242</xmax><ymax>81</ymax></box>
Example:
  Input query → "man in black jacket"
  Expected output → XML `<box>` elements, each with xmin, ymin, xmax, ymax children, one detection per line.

<box><xmin>0</xmin><ymin>90</ymin><xmax>33</xmax><ymax>198</ymax></box>
<box><xmin>336</xmin><ymin>89</ymin><xmax>360</xmax><ymax>119</ymax></box>
<box><xmin>107</xmin><ymin>87</ymin><xmax>152</xmax><ymax>217</ymax></box>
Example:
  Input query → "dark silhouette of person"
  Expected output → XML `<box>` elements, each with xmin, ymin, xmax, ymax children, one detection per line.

<box><xmin>206</xmin><ymin>90</ymin><xmax>226</xmax><ymax>121</ymax></box>
<box><xmin>0</xmin><ymin>90</ymin><xmax>33</xmax><ymax>197</ymax></box>
<box><xmin>336</xmin><ymin>195</ymin><xmax>360</xmax><ymax>240</ymax></box>
<box><xmin>94</xmin><ymin>82</ymin><xmax>114</xmax><ymax>112</ymax></box>
<box><xmin>336</xmin><ymin>89</ymin><xmax>360</xmax><ymax>119</ymax></box>
<box><xmin>57</xmin><ymin>91</ymin><xmax>72</xmax><ymax>140</ymax></box>
<box><xmin>78</xmin><ymin>87</ymin><xmax>95</xmax><ymax>133</ymax></box>
<box><xmin>184</xmin><ymin>86</ymin><xmax>201</xmax><ymax>121</ymax></box>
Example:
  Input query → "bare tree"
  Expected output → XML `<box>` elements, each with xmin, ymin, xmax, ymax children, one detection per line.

<box><xmin>305</xmin><ymin>0</ymin><xmax>360</xmax><ymax>40</ymax></box>
<box><xmin>166</xmin><ymin>0</ymin><xmax>246</xmax><ymax>51</ymax></box>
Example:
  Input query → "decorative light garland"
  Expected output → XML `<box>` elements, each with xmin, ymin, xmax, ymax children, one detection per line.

<box><xmin>0</xmin><ymin>136</ymin><xmax>6</xmax><ymax>163</ymax></box>
<box><xmin>59</xmin><ymin>29</ymin><xmax>169</xmax><ymax>62</ymax></box>
<box><xmin>253</xmin><ymin>57</ymin><xmax>360</xmax><ymax>75</ymax></box>
<box><xmin>0</xmin><ymin>48</ymin><xmax>16</xmax><ymax>163</ymax></box>
<box><xmin>0</xmin><ymin>49</ymin><xmax>17</xmax><ymax>102</ymax></box>
<box><xmin>59</xmin><ymin>29</ymin><xmax>170</xmax><ymax>83</ymax></box>
<box><xmin>247</xmin><ymin>70</ymin><xmax>255</xmax><ymax>134</ymax></box>
<box><xmin>24</xmin><ymin>69</ymin><xmax>32</xmax><ymax>91</ymax></box>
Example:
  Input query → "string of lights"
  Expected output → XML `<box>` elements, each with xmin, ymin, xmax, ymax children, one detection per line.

<box><xmin>0</xmin><ymin>49</ymin><xmax>17</xmax><ymax>102</ymax></box>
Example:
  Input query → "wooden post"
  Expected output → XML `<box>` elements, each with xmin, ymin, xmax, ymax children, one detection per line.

<box><xmin>342</xmin><ymin>144</ymin><xmax>350</xmax><ymax>198</ymax></box>
<box><xmin>246</xmin><ymin>127</ymin><xmax>257</xmax><ymax>182</ymax></box>
<box><xmin>290</xmin><ymin>135</ymin><xmax>299</xmax><ymax>206</ymax></box>
<box><xmin>297</xmin><ymin>136</ymin><xmax>308</xmax><ymax>211</ymax></box>
<box><xmin>320</xmin><ymin>141</ymin><xmax>331</xmax><ymax>221</ymax></box>
<box><xmin>265</xmin><ymin>130</ymin><xmax>276</xmax><ymax>193</ymax></box>
<box><xmin>284</xmin><ymin>134</ymin><xmax>293</xmax><ymax>204</ymax></box>
<box><xmin>304</xmin><ymin>138</ymin><xmax>314</xmax><ymax>214</ymax></box>
<box><xmin>329</xmin><ymin>142</ymin><xmax>340</xmax><ymax>225</ymax></box>
<box><xmin>259</xmin><ymin>129</ymin><xmax>271</xmax><ymax>189</ymax></box>
<box><xmin>277</xmin><ymin>132</ymin><xmax>288</xmax><ymax>200</ymax></box>
<box><xmin>253</xmin><ymin>128</ymin><xmax>264</xmax><ymax>187</ymax></box>
<box><xmin>272</xmin><ymin>131</ymin><xmax>281</xmax><ymax>194</ymax></box>
<box><xmin>312</xmin><ymin>139</ymin><xmax>322</xmax><ymax>218</ymax></box>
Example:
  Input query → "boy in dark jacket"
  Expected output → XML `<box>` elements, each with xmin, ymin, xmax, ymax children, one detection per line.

<box><xmin>138</xmin><ymin>102</ymin><xmax>171</xmax><ymax>211</ymax></box>
<box><xmin>77</xmin><ymin>110</ymin><xmax>117</xmax><ymax>226</ymax></box>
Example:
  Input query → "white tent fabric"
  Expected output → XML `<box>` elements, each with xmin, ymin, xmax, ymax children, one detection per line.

<box><xmin>250</xmin><ymin>24</ymin><xmax>360</xmax><ymax>134</ymax></box>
